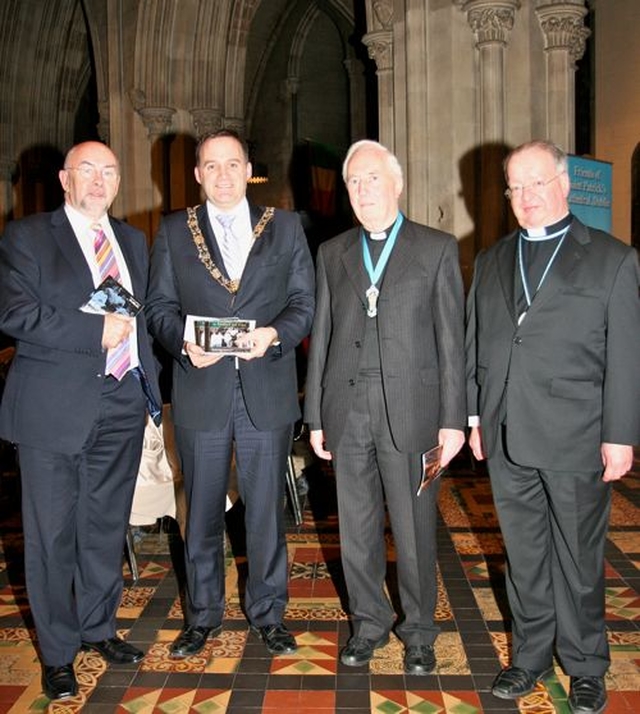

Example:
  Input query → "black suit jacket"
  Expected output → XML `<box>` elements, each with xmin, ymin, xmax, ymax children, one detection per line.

<box><xmin>146</xmin><ymin>203</ymin><xmax>315</xmax><ymax>431</ymax></box>
<box><xmin>0</xmin><ymin>206</ymin><xmax>161</xmax><ymax>453</ymax></box>
<box><xmin>465</xmin><ymin>217</ymin><xmax>640</xmax><ymax>471</ymax></box>
<box><xmin>304</xmin><ymin>219</ymin><xmax>466</xmax><ymax>454</ymax></box>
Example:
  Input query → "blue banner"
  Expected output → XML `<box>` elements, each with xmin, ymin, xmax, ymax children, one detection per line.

<box><xmin>567</xmin><ymin>155</ymin><xmax>612</xmax><ymax>232</ymax></box>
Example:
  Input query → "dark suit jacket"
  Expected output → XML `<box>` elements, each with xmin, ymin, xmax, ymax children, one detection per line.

<box><xmin>304</xmin><ymin>219</ymin><xmax>466</xmax><ymax>454</ymax></box>
<box><xmin>145</xmin><ymin>203</ymin><xmax>315</xmax><ymax>431</ymax></box>
<box><xmin>465</xmin><ymin>217</ymin><xmax>640</xmax><ymax>471</ymax></box>
<box><xmin>0</xmin><ymin>206</ymin><xmax>161</xmax><ymax>454</ymax></box>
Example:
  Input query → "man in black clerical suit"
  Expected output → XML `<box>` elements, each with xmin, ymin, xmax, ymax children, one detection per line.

<box><xmin>466</xmin><ymin>140</ymin><xmax>640</xmax><ymax>714</ymax></box>
<box><xmin>146</xmin><ymin>129</ymin><xmax>314</xmax><ymax>660</ymax></box>
<box><xmin>305</xmin><ymin>140</ymin><xmax>466</xmax><ymax>675</ymax></box>
<box><xmin>0</xmin><ymin>141</ymin><xmax>161</xmax><ymax>701</ymax></box>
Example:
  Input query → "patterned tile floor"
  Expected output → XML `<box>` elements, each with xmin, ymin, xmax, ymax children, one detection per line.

<box><xmin>0</xmin><ymin>447</ymin><xmax>638</xmax><ymax>713</ymax></box>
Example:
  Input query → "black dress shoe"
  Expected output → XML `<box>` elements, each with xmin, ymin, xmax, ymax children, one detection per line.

<box><xmin>340</xmin><ymin>634</ymin><xmax>389</xmax><ymax>667</ymax></box>
<box><xmin>568</xmin><ymin>676</ymin><xmax>607</xmax><ymax>714</ymax></box>
<box><xmin>42</xmin><ymin>663</ymin><xmax>77</xmax><ymax>700</ymax></box>
<box><xmin>81</xmin><ymin>636</ymin><xmax>144</xmax><ymax>664</ymax></box>
<box><xmin>170</xmin><ymin>624</ymin><xmax>222</xmax><ymax>659</ymax></box>
<box><xmin>404</xmin><ymin>644</ymin><xmax>436</xmax><ymax>675</ymax></box>
<box><xmin>251</xmin><ymin>623</ymin><xmax>297</xmax><ymax>655</ymax></box>
<box><xmin>491</xmin><ymin>665</ymin><xmax>553</xmax><ymax>699</ymax></box>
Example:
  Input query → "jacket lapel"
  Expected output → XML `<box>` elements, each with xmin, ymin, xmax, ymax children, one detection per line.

<box><xmin>381</xmin><ymin>222</ymin><xmax>417</xmax><ymax>289</ymax></box>
<box><xmin>495</xmin><ymin>231</ymin><xmax>518</xmax><ymax>326</ymax></box>
<box><xmin>50</xmin><ymin>207</ymin><xmax>95</xmax><ymax>294</ymax></box>
<box><xmin>340</xmin><ymin>228</ymin><xmax>369</xmax><ymax>302</ymax></box>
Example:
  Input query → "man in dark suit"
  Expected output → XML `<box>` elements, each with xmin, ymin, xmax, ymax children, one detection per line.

<box><xmin>146</xmin><ymin>129</ymin><xmax>314</xmax><ymax>659</ymax></box>
<box><xmin>466</xmin><ymin>140</ymin><xmax>640</xmax><ymax>714</ymax></box>
<box><xmin>304</xmin><ymin>140</ymin><xmax>466</xmax><ymax>675</ymax></box>
<box><xmin>0</xmin><ymin>141</ymin><xmax>162</xmax><ymax>700</ymax></box>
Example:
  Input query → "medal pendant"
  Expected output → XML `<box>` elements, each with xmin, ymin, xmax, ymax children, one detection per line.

<box><xmin>366</xmin><ymin>285</ymin><xmax>379</xmax><ymax>318</ymax></box>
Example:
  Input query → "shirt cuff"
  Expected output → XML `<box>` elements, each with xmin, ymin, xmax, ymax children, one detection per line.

<box><xmin>468</xmin><ymin>415</ymin><xmax>480</xmax><ymax>428</ymax></box>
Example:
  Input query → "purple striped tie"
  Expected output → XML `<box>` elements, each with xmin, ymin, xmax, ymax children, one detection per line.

<box><xmin>93</xmin><ymin>224</ymin><xmax>131</xmax><ymax>380</ymax></box>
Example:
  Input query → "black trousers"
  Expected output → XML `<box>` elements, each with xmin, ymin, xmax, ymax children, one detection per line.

<box><xmin>175</xmin><ymin>376</ymin><xmax>292</xmax><ymax>628</ymax></box>
<box><xmin>332</xmin><ymin>374</ymin><xmax>440</xmax><ymax>647</ymax></box>
<box><xmin>19</xmin><ymin>373</ymin><xmax>146</xmax><ymax>666</ymax></box>
<box><xmin>488</xmin><ymin>432</ymin><xmax>611</xmax><ymax>676</ymax></box>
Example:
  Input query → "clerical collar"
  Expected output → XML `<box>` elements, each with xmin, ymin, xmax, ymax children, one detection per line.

<box><xmin>366</xmin><ymin>222</ymin><xmax>395</xmax><ymax>241</ymax></box>
<box><xmin>520</xmin><ymin>213</ymin><xmax>573</xmax><ymax>242</ymax></box>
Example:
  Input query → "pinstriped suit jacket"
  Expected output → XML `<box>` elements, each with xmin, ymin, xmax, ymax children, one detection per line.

<box><xmin>304</xmin><ymin>218</ymin><xmax>466</xmax><ymax>454</ymax></box>
<box><xmin>0</xmin><ymin>206</ymin><xmax>161</xmax><ymax>453</ymax></box>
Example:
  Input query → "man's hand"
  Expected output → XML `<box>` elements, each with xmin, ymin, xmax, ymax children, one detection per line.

<box><xmin>468</xmin><ymin>425</ymin><xmax>486</xmax><ymax>461</ymax></box>
<box><xmin>438</xmin><ymin>428</ymin><xmax>465</xmax><ymax>468</ymax></box>
<box><xmin>102</xmin><ymin>313</ymin><xmax>133</xmax><ymax>349</ymax></box>
<box><xmin>236</xmin><ymin>326</ymin><xmax>279</xmax><ymax>361</ymax></box>
<box><xmin>601</xmin><ymin>442</ymin><xmax>633</xmax><ymax>482</ymax></box>
<box><xmin>184</xmin><ymin>341</ymin><xmax>226</xmax><ymax>368</ymax></box>
<box><xmin>310</xmin><ymin>429</ymin><xmax>332</xmax><ymax>460</ymax></box>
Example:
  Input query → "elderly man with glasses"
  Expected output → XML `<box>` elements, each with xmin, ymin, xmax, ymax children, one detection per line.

<box><xmin>465</xmin><ymin>139</ymin><xmax>640</xmax><ymax>714</ymax></box>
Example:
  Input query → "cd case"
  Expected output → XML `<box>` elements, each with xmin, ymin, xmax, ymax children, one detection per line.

<box><xmin>81</xmin><ymin>276</ymin><xmax>143</xmax><ymax>317</ymax></box>
<box><xmin>184</xmin><ymin>315</ymin><xmax>256</xmax><ymax>355</ymax></box>
<box><xmin>416</xmin><ymin>444</ymin><xmax>444</xmax><ymax>496</ymax></box>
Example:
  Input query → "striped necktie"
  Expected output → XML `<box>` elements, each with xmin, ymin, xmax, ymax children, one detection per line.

<box><xmin>217</xmin><ymin>213</ymin><xmax>242</xmax><ymax>280</ymax></box>
<box><xmin>92</xmin><ymin>223</ymin><xmax>131</xmax><ymax>380</ymax></box>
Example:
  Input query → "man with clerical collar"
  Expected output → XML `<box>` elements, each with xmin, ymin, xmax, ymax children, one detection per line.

<box><xmin>466</xmin><ymin>139</ymin><xmax>640</xmax><ymax>714</ymax></box>
<box><xmin>305</xmin><ymin>140</ymin><xmax>466</xmax><ymax>675</ymax></box>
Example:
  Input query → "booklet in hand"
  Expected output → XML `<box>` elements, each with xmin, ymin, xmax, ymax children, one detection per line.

<box><xmin>81</xmin><ymin>276</ymin><xmax>144</xmax><ymax>317</ymax></box>
<box><xmin>416</xmin><ymin>444</ymin><xmax>444</xmax><ymax>496</ymax></box>
<box><xmin>184</xmin><ymin>315</ymin><xmax>256</xmax><ymax>356</ymax></box>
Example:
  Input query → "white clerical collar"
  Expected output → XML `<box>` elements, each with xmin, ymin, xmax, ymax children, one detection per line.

<box><xmin>520</xmin><ymin>213</ymin><xmax>573</xmax><ymax>242</ymax></box>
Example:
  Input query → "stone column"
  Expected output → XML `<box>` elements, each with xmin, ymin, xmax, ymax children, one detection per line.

<box><xmin>535</xmin><ymin>0</ymin><xmax>590</xmax><ymax>151</ymax></box>
<box><xmin>363</xmin><ymin>0</ymin><xmax>394</xmax><ymax>150</ymax></box>
<box><xmin>362</xmin><ymin>32</ymin><xmax>393</xmax><ymax>150</ymax></box>
<box><xmin>459</xmin><ymin>0</ymin><xmax>520</xmax><ymax>250</ymax></box>
<box><xmin>137</xmin><ymin>106</ymin><xmax>176</xmax><ymax>237</ymax></box>
<box><xmin>344</xmin><ymin>58</ymin><xmax>367</xmax><ymax>143</ymax></box>
<box><xmin>460</xmin><ymin>1</ymin><xmax>520</xmax><ymax>142</ymax></box>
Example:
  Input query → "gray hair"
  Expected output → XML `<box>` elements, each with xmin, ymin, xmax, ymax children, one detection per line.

<box><xmin>503</xmin><ymin>139</ymin><xmax>568</xmax><ymax>181</ymax></box>
<box><xmin>342</xmin><ymin>139</ymin><xmax>403</xmax><ymax>183</ymax></box>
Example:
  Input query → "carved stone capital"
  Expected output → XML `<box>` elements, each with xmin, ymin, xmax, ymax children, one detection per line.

<box><xmin>137</xmin><ymin>107</ymin><xmax>176</xmax><ymax>140</ymax></box>
<box><xmin>190</xmin><ymin>108</ymin><xmax>223</xmax><ymax>137</ymax></box>
<box><xmin>535</xmin><ymin>2</ymin><xmax>590</xmax><ymax>62</ymax></box>
<box><xmin>362</xmin><ymin>30</ymin><xmax>393</xmax><ymax>71</ymax></box>
<box><xmin>223</xmin><ymin>117</ymin><xmax>245</xmax><ymax>135</ymax></box>
<box><xmin>459</xmin><ymin>1</ymin><xmax>521</xmax><ymax>46</ymax></box>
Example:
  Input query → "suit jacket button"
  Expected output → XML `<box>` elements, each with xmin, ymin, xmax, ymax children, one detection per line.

<box><xmin>513</xmin><ymin>336</ymin><xmax>522</xmax><ymax>345</ymax></box>
<box><xmin>355</xmin><ymin>341</ymin><xmax>361</xmax><ymax>348</ymax></box>
<box><xmin>348</xmin><ymin>379</ymin><xmax>355</xmax><ymax>386</ymax></box>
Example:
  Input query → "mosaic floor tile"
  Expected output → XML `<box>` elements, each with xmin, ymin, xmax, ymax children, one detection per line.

<box><xmin>0</xmin><ymin>453</ymin><xmax>638</xmax><ymax>713</ymax></box>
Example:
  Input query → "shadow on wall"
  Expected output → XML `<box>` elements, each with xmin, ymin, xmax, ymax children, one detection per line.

<box><xmin>457</xmin><ymin>142</ymin><xmax>516</xmax><ymax>293</ymax></box>
<box><xmin>9</xmin><ymin>144</ymin><xmax>65</xmax><ymax>223</ymax></box>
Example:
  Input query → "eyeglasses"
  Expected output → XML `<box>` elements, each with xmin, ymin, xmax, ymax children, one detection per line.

<box><xmin>504</xmin><ymin>171</ymin><xmax>564</xmax><ymax>200</ymax></box>
<box><xmin>65</xmin><ymin>164</ymin><xmax>119</xmax><ymax>181</ymax></box>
